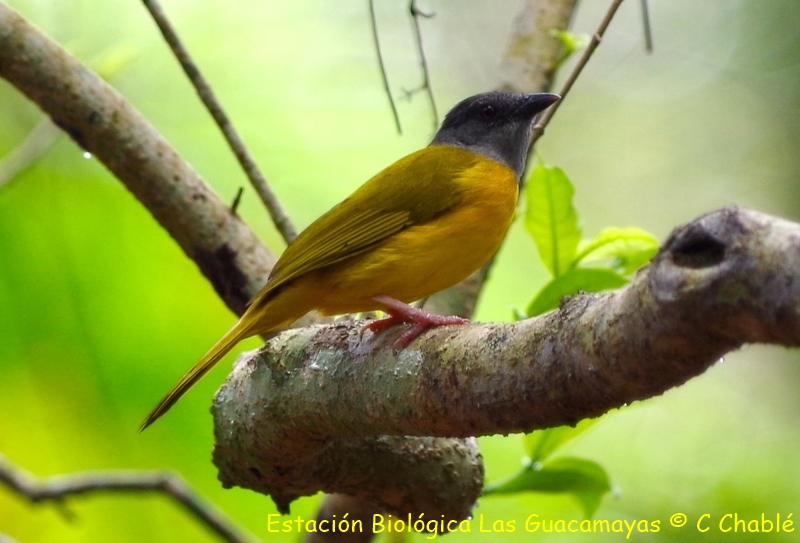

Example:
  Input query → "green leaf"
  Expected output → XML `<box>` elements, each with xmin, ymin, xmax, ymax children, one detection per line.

<box><xmin>550</xmin><ymin>30</ymin><xmax>591</xmax><ymax>69</ymax></box>
<box><xmin>524</xmin><ymin>163</ymin><xmax>581</xmax><ymax>277</ymax></box>
<box><xmin>484</xmin><ymin>456</ymin><xmax>612</xmax><ymax>518</ymax></box>
<box><xmin>524</xmin><ymin>418</ymin><xmax>598</xmax><ymax>462</ymax></box>
<box><xmin>527</xmin><ymin>268</ymin><xmax>627</xmax><ymax>316</ymax></box>
<box><xmin>573</xmin><ymin>227</ymin><xmax>659</xmax><ymax>275</ymax></box>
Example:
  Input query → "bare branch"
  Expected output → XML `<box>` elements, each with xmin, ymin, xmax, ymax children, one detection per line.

<box><xmin>214</xmin><ymin>207</ymin><xmax>800</xmax><ymax>513</ymax></box>
<box><xmin>530</xmin><ymin>0</ymin><xmax>625</xmax><ymax>145</ymax></box>
<box><xmin>141</xmin><ymin>0</ymin><xmax>297</xmax><ymax>244</ymax></box>
<box><xmin>408</xmin><ymin>0</ymin><xmax>438</xmax><ymax>130</ymax></box>
<box><xmin>641</xmin><ymin>0</ymin><xmax>654</xmax><ymax>53</ymax></box>
<box><xmin>0</xmin><ymin>2</ymin><xmax>275</xmax><ymax>315</ymax></box>
<box><xmin>0</xmin><ymin>453</ymin><xmax>259</xmax><ymax>543</ymax></box>
<box><xmin>230</xmin><ymin>186</ymin><xmax>245</xmax><ymax>215</ymax></box>
<box><xmin>368</xmin><ymin>0</ymin><xmax>402</xmax><ymax>134</ymax></box>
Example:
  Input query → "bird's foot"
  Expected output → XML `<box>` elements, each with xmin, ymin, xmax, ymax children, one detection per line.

<box><xmin>361</xmin><ymin>294</ymin><xmax>469</xmax><ymax>351</ymax></box>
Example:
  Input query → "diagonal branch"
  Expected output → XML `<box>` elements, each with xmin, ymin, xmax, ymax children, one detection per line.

<box><xmin>530</xmin><ymin>0</ymin><xmax>625</xmax><ymax>146</ymax></box>
<box><xmin>141</xmin><ymin>0</ymin><xmax>298</xmax><ymax>244</ymax></box>
<box><xmin>213</xmin><ymin>207</ymin><xmax>800</xmax><ymax>515</ymax></box>
<box><xmin>368</xmin><ymin>0</ymin><xmax>402</xmax><ymax>134</ymax></box>
<box><xmin>0</xmin><ymin>1</ymin><xmax>274</xmax><ymax>315</ymax></box>
<box><xmin>0</xmin><ymin>453</ymin><xmax>259</xmax><ymax>543</ymax></box>
<box><xmin>406</xmin><ymin>0</ymin><xmax>439</xmax><ymax>130</ymax></box>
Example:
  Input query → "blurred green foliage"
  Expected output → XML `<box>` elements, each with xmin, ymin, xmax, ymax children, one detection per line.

<box><xmin>486</xmin><ymin>419</ymin><xmax>612</xmax><ymax>519</ymax></box>
<box><xmin>1</xmin><ymin>1</ymin><xmax>800</xmax><ymax>542</ymax></box>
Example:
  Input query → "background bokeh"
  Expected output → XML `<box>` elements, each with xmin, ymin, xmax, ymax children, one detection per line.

<box><xmin>1</xmin><ymin>0</ymin><xmax>799</xmax><ymax>541</ymax></box>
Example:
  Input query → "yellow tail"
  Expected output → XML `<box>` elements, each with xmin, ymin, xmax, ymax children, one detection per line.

<box><xmin>139</xmin><ymin>320</ymin><xmax>253</xmax><ymax>431</ymax></box>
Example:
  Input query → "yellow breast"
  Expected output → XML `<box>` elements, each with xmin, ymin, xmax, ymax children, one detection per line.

<box><xmin>309</xmin><ymin>153</ymin><xmax>519</xmax><ymax>315</ymax></box>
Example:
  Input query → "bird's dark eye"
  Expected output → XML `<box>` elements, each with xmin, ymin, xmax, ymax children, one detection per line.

<box><xmin>479</xmin><ymin>105</ymin><xmax>497</xmax><ymax>121</ymax></box>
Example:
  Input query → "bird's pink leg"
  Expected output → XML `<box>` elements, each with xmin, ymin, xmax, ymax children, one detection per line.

<box><xmin>361</xmin><ymin>294</ymin><xmax>470</xmax><ymax>350</ymax></box>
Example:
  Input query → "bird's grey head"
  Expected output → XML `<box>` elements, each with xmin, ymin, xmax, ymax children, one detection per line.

<box><xmin>432</xmin><ymin>91</ymin><xmax>560</xmax><ymax>179</ymax></box>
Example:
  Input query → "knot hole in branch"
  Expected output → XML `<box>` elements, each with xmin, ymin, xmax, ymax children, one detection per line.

<box><xmin>670</xmin><ymin>233</ymin><xmax>727</xmax><ymax>269</ymax></box>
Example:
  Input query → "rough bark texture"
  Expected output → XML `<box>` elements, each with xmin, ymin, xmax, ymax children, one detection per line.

<box><xmin>213</xmin><ymin>207</ymin><xmax>800</xmax><ymax>517</ymax></box>
<box><xmin>0</xmin><ymin>2</ymin><xmax>274</xmax><ymax>314</ymax></box>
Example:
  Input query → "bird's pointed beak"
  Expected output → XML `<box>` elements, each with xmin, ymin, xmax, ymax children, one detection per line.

<box><xmin>519</xmin><ymin>93</ymin><xmax>561</xmax><ymax>117</ymax></box>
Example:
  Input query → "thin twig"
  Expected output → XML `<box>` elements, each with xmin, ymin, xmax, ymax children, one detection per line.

<box><xmin>230</xmin><ymin>186</ymin><xmax>245</xmax><ymax>216</ymax></box>
<box><xmin>530</xmin><ymin>0</ymin><xmax>625</xmax><ymax>146</ymax></box>
<box><xmin>640</xmin><ymin>0</ymin><xmax>653</xmax><ymax>53</ymax></box>
<box><xmin>408</xmin><ymin>0</ymin><xmax>438</xmax><ymax>130</ymax></box>
<box><xmin>141</xmin><ymin>0</ymin><xmax>297</xmax><ymax>243</ymax></box>
<box><xmin>368</xmin><ymin>0</ymin><xmax>402</xmax><ymax>134</ymax></box>
<box><xmin>0</xmin><ymin>453</ymin><xmax>259</xmax><ymax>543</ymax></box>
<box><xmin>0</xmin><ymin>117</ymin><xmax>61</xmax><ymax>188</ymax></box>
